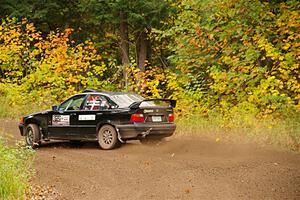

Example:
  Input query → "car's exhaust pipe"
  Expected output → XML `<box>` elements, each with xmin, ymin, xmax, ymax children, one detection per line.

<box><xmin>141</xmin><ymin>128</ymin><xmax>152</xmax><ymax>138</ymax></box>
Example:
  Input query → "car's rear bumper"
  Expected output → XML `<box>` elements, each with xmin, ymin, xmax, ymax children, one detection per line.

<box><xmin>116</xmin><ymin>123</ymin><xmax>176</xmax><ymax>139</ymax></box>
<box><xmin>19</xmin><ymin>124</ymin><xmax>25</xmax><ymax>136</ymax></box>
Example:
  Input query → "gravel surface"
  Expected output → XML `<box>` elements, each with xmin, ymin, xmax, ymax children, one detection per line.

<box><xmin>1</xmin><ymin>119</ymin><xmax>300</xmax><ymax>200</ymax></box>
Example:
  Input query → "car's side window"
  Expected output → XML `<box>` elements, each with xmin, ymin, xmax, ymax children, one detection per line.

<box><xmin>83</xmin><ymin>95</ymin><xmax>110</xmax><ymax>110</ymax></box>
<box><xmin>58</xmin><ymin>95</ymin><xmax>86</xmax><ymax>111</ymax></box>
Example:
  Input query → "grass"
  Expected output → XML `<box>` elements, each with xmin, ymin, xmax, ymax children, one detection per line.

<box><xmin>0</xmin><ymin>137</ymin><xmax>35</xmax><ymax>199</ymax></box>
<box><xmin>176</xmin><ymin>110</ymin><xmax>300</xmax><ymax>152</ymax></box>
<box><xmin>0</xmin><ymin>96</ymin><xmax>53</xmax><ymax>119</ymax></box>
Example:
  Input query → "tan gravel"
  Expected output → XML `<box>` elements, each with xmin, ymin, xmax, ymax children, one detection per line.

<box><xmin>1</xmin><ymin>119</ymin><xmax>300</xmax><ymax>200</ymax></box>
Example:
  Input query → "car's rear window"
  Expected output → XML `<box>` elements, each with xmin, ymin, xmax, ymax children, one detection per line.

<box><xmin>110</xmin><ymin>94</ymin><xmax>144</xmax><ymax>108</ymax></box>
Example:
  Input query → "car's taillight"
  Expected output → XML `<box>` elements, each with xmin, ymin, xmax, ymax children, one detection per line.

<box><xmin>130</xmin><ymin>114</ymin><xmax>145</xmax><ymax>122</ymax></box>
<box><xmin>20</xmin><ymin>117</ymin><xmax>24</xmax><ymax>124</ymax></box>
<box><xmin>168</xmin><ymin>114</ymin><xmax>174</xmax><ymax>122</ymax></box>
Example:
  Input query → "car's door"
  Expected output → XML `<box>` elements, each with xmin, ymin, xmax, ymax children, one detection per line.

<box><xmin>48</xmin><ymin>94</ymin><xmax>87</xmax><ymax>139</ymax></box>
<box><xmin>75</xmin><ymin>94</ymin><xmax>113</xmax><ymax>139</ymax></box>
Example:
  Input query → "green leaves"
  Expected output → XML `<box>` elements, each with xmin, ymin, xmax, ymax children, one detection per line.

<box><xmin>165</xmin><ymin>0</ymin><xmax>300</xmax><ymax>114</ymax></box>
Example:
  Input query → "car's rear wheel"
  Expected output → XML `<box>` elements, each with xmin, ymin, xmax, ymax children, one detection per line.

<box><xmin>25</xmin><ymin>124</ymin><xmax>40</xmax><ymax>147</ymax></box>
<box><xmin>98</xmin><ymin>125</ymin><xmax>120</xmax><ymax>150</ymax></box>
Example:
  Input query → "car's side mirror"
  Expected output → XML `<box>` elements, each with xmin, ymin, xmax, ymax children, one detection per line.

<box><xmin>52</xmin><ymin>105</ymin><xmax>58</xmax><ymax>111</ymax></box>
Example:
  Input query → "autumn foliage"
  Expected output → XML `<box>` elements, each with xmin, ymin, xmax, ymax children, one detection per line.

<box><xmin>1</xmin><ymin>1</ymin><xmax>299</xmax><ymax>114</ymax></box>
<box><xmin>169</xmin><ymin>0</ymin><xmax>300</xmax><ymax>115</ymax></box>
<box><xmin>0</xmin><ymin>18</ymin><xmax>106</xmax><ymax>110</ymax></box>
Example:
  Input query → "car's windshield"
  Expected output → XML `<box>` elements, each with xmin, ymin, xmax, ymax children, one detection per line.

<box><xmin>109</xmin><ymin>94</ymin><xmax>144</xmax><ymax>108</ymax></box>
<box><xmin>58</xmin><ymin>95</ymin><xmax>86</xmax><ymax>111</ymax></box>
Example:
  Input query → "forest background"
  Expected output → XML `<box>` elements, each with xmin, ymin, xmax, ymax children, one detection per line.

<box><xmin>0</xmin><ymin>0</ymin><xmax>299</xmax><ymax>151</ymax></box>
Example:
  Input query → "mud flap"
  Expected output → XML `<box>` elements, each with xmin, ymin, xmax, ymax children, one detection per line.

<box><xmin>116</xmin><ymin>127</ymin><xmax>125</xmax><ymax>143</ymax></box>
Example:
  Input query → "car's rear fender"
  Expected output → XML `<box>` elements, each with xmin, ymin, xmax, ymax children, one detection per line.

<box><xmin>96</xmin><ymin>120</ymin><xmax>125</xmax><ymax>143</ymax></box>
<box><xmin>96</xmin><ymin>120</ymin><xmax>116</xmax><ymax>131</ymax></box>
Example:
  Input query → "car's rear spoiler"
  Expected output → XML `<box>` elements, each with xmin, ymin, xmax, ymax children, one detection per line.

<box><xmin>129</xmin><ymin>99</ymin><xmax>176</xmax><ymax>109</ymax></box>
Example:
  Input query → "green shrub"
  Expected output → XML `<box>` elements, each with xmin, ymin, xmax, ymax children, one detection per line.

<box><xmin>0</xmin><ymin>137</ymin><xmax>34</xmax><ymax>199</ymax></box>
<box><xmin>0</xmin><ymin>83</ymin><xmax>57</xmax><ymax>119</ymax></box>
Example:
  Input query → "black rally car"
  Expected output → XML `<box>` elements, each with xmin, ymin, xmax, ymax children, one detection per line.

<box><xmin>19</xmin><ymin>89</ymin><xmax>176</xmax><ymax>149</ymax></box>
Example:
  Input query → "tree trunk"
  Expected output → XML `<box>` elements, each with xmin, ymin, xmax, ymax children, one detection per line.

<box><xmin>119</xmin><ymin>11</ymin><xmax>129</xmax><ymax>89</ymax></box>
<box><xmin>136</xmin><ymin>31</ymin><xmax>149</xmax><ymax>72</ymax></box>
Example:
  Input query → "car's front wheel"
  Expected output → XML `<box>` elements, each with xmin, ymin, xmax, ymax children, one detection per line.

<box><xmin>25</xmin><ymin>124</ymin><xmax>41</xmax><ymax>147</ymax></box>
<box><xmin>98</xmin><ymin>125</ymin><xmax>120</xmax><ymax>150</ymax></box>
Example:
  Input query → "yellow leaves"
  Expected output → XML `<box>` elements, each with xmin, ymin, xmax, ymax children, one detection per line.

<box><xmin>267</xmin><ymin>11</ymin><xmax>275</xmax><ymax>18</ymax></box>
<box><xmin>222</xmin><ymin>56</ymin><xmax>231</xmax><ymax>63</ymax></box>
<box><xmin>291</xmin><ymin>64</ymin><xmax>299</xmax><ymax>70</ymax></box>
<box><xmin>258</xmin><ymin>37</ymin><xmax>282</xmax><ymax>60</ymax></box>
<box><xmin>127</xmin><ymin>66</ymin><xmax>173</xmax><ymax>98</ymax></box>
<box><xmin>282</xmin><ymin>43</ymin><xmax>291</xmax><ymax>50</ymax></box>
<box><xmin>0</xmin><ymin>18</ymin><xmax>106</xmax><ymax>99</ymax></box>
<box><xmin>208</xmin><ymin>33</ymin><xmax>214</xmax><ymax>40</ymax></box>
<box><xmin>67</xmin><ymin>76</ymin><xmax>79</xmax><ymax>84</ymax></box>
<box><xmin>25</xmin><ymin>23</ymin><xmax>36</xmax><ymax>34</ymax></box>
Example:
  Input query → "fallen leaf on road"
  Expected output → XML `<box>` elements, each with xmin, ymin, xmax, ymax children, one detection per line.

<box><xmin>185</xmin><ymin>189</ymin><xmax>191</xmax><ymax>194</ymax></box>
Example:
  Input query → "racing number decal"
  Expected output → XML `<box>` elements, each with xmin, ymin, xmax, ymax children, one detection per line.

<box><xmin>52</xmin><ymin>115</ymin><xmax>70</xmax><ymax>126</ymax></box>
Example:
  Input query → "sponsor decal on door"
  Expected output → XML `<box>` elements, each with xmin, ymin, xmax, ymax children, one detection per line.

<box><xmin>52</xmin><ymin>115</ymin><xmax>70</xmax><ymax>126</ymax></box>
<box><xmin>78</xmin><ymin>115</ymin><xmax>96</xmax><ymax>121</ymax></box>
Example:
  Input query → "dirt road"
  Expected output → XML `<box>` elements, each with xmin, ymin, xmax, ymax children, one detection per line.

<box><xmin>1</xmin><ymin>119</ymin><xmax>300</xmax><ymax>200</ymax></box>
